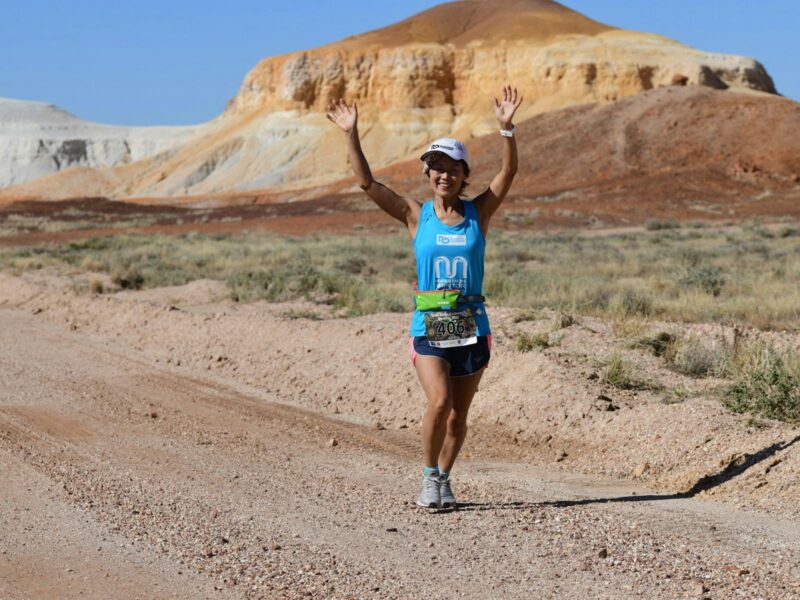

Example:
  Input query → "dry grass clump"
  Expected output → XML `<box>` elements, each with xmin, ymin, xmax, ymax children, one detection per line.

<box><xmin>667</xmin><ymin>335</ymin><xmax>726</xmax><ymax>377</ymax></box>
<box><xmin>553</xmin><ymin>311</ymin><xmax>577</xmax><ymax>329</ymax></box>
<box><xmin>631</xmin><ymin>331</ymin><xmax>676</xmax><ymax>357</ymax></box>
<box><xmin>89</xmin><ymin>278</ymin><xmax>105</xmax><ymax>294</ymax></box>
<box><xmin>515</xmin><ymin>331</ymin><xmax>550</xmax><ymax>353</ymax></box>
<box><xmin>661</xmin><ymin>384</ymin><xmax>692</xmax><ymax>405</ymax></box>
<box><xmin>601</xmin><ymin>353</ymin><xmax>658</xmax><ymax>390</ymax></box>
<box><xmin>617</xmin><ymin>289</ymin><xmax>654</xmax><ymax>317</ymax></box>
<box><xmin>512</xmin><ymin>309</ymin><xmax>540</xmax><ymax>323</ymax></box>
<box><xmin>111</xmin><ymin>266</ymin><xmax>144</xmax><ymax>290</ymax></box>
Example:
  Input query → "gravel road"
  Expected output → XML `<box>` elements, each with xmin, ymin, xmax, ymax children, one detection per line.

<box><xmin>1</xmin><ymin>308</ymin><xmax>799</xmax><ymax>599</ymax></box>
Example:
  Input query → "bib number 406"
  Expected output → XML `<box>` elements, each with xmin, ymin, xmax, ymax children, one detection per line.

<box><xmin>436</xmin><ymin>320</ymin><xmax>465</xmax><ymax>336</ymax></box>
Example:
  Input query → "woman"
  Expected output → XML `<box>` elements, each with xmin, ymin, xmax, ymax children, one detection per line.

<box><xmin>326</xmin><ymin>86</ymin><xmax>522</xmax><ymax>508</ymax></box>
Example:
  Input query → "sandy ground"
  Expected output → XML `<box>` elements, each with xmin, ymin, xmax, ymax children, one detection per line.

<box><xmin>1</xmin><ymin>274</ymin><xmax>800</xmax><ymax>599</ymax></box>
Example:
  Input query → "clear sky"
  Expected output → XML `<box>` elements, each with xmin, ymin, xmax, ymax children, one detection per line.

<box><xmin>1</xmin><ymin>1</ymin><xmax>796</xmax><ymax>126</ymax></box>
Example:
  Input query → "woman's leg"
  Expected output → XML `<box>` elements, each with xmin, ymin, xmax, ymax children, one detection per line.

<box><xmin>415</xmin><ymin>355</ymin><xmax>452</xmax><ymax>468</ymax></box>
<box><xmin>438</xmin><ymin>368</ymin><xmax>484</xmax><ymax>473</ymax></box>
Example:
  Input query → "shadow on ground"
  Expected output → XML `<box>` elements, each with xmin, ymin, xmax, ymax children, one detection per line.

<box><xmin>451</xmin><ymin>435</ymin><xmax>800</xmax><ymax>514</ymax></box>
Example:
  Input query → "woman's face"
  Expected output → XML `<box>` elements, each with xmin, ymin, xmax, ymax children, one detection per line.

<box><xmin>427</xmin><ymin>154</ymin><xmax>464</xmax><ymax>200</ymax></box>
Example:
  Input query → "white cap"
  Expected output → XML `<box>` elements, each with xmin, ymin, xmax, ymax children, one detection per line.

<box><xmin>420</xmin><ymin>138</ymin><xmax>469</xmax><ymax>167</ymax></box>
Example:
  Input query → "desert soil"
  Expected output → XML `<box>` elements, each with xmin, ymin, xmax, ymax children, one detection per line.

<box><xmin>1</xmin><ymin>273</ymin><xmax>799</xmax><ymax>599</ymax></box>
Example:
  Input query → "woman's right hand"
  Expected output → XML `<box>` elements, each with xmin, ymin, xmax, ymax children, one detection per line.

<box><xmin>326</xmin><ymin>99</ymin><xmax>358</xmax><ymax>133</ymax></box>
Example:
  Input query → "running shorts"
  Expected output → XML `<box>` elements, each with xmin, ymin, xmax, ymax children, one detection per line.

<box><xmin>410</xmin><ymin>335</ymin><xmax>492</xmax><ymax>377</ymax></box>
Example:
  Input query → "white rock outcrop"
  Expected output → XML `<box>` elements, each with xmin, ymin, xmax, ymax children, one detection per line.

<box><xmin>0</xmin><ymin>97</ymin><xmax>208</xmax><ymax>189</ymax></box>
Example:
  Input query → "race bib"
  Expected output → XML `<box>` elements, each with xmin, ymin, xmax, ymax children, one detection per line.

<box><xmin>424</xmin><ymin>310</ymin><xmax>477</xmax><ymax>348</ymax></box>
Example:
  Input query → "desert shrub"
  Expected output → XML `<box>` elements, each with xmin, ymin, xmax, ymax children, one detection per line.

<box><xmin>677</xmin><ymin>265</ymin><xmax>725</xmax><ymax>296</ymax></box>
<box><xmin>602</xmin><ymin>353</ymin><xmax>656</xmax><ymax>390</ymax></box>
<box><xmin>645</xmin><ymin>219</ymin><xmax>680</xmax><ymax>231</ymax></box>
<box><xmin>618</xmin><ymin>289</ymin><xmax>653</xmax><ymax>317</ymax></box>
<box><xmin>580</xmin><ymin>287</ymin><xmax>611</xmax><ymax>312</ymax></box>
<box><xmin>668</xmin><ymin>335</ymin><xmax>721</xmax><ymax>377</ymax></box>
<box><xmin>335</xmin><ymin>256</ymin><xmax>368</xmax><ymax>275</ymax></box>
<box><xmin>612</xmin><ymin>315</ymin><xmax>648</xmax><ymax>339</ymax></box>
<box><xmin>554</xmin><ymin>311</ymin><xmax>577</xmax><ymax>329</ymax></box>
<box><xmin>512</xmin><ymin>310</ymin><xmax>540</xmax><ymax>323</ymax></box>
<box><xmin>724</xmin><ymin>341</ymin><xmax>800</xmax><ymax>422</ymax></box>
<box><xmin>516</xmin><ymin>331</ymin><xmax>549</xmax><ymax>352</ymax></box>
<box><xmin>80</xmin><ymin>255</ymin><xmax>107</xmax><ymax>271</ymax></box>
<box><xmin>631</xmin><ymin>332</ymin><xmax>676</xmax><ymax>357</ymax></box>
<box><xmin>111</xmin><ymin>266</ymin><xmax>144</xmax><ymax>290</ymax></box>
<box><xmin>778</xmin><ymin>226</ymin><xmax>800</xmax><ymax>238</ymax></box>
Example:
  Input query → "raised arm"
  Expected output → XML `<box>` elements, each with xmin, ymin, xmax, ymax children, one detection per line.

<box><xmin>475</xmin><ymin>85</ymin><xmax>524</xmax><ymax>235</ymax></box>
<box><xmin>326</xmin><ymin>99</ymin><xmax>420</xmax><ymax>236</ymax></box>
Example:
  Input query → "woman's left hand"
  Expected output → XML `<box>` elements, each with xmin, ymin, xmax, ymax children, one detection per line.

<box><xmin>493</xmin><ymin>85</ymin><xmax>523</xmax><ymax>129</ymax></box>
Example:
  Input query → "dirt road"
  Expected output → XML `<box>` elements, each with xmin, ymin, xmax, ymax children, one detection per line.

<box><xmin>1</xmin><ymin>308</ymin><xmax>799</xmax><ymax>599</ymax></box>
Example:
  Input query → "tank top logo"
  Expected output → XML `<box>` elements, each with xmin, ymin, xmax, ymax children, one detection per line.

<box><xmin>436</xmin><ymin>234</ymin><xmax>467</xmax><ymax>246</ymax></box>
<box><xmin>434</xmin><ymin>256</ymin><xmax>468</xmax><ymax>289</ymax></box>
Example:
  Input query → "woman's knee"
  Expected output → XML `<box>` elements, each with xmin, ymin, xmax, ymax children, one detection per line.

<box><xmin>447</xmin><ymin>412</ymin><xmax>468</xmax><ymax>435</ymax></box>
<box><xmin>426</xmin><ymin>394</ymin><xmax>451</xmax><ymax>417</ymax></box>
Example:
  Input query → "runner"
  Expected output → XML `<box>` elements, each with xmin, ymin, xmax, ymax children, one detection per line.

<box><xmin>326</xmin><ymin>85</ymin><xmax>522</xmax><ymax>508</ymax></box>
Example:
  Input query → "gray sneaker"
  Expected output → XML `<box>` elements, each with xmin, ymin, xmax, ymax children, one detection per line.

<box><xmin>438</xmin><ymin>474</ymin><xmax>457</xmax><ymax>508</ymax></box>
<box><xmin>416</xmin><ymin>474</ymin><xmax>441</xmax><ymax>508</ymax></box>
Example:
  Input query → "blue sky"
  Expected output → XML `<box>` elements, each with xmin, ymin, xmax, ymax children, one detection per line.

<box><xmin>1</xmin><ymin>1</ymin><xmax>796</xmax><ymax>126</ymax></box>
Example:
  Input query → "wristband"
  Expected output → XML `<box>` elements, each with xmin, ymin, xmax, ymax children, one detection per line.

<box><xmin>500</xmin><ymin>126</ymin><xmax>515</xmax><ymax>138</ymax></box>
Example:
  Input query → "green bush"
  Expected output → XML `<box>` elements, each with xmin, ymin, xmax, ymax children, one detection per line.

<box><xmin>724</xmin><ymin>341</ymin><xmax>800</xmax><ymax>422</ymax></box>
<box><xmin>677</xmin><ymin>265</ymin><xmax>725</xmax><ymax>296</ymax></box>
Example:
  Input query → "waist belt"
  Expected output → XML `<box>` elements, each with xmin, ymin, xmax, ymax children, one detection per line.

<box><xmin>414</xmin><ymin>289</ymin><xmax>485</xmax><ymax>311</ymax></box>
<box><xmin>458</xmin><ymin>295</ymin><xmax>485</xmax><ymax>303</ymax></box>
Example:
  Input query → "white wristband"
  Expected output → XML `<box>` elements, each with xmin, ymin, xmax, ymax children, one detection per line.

<box><xmin>500</xmin><ymin>126</ymin><xmax>515</xmax><ymax>138</ymax></box>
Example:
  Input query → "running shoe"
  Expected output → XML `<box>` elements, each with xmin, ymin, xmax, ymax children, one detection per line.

<box><xmin>416</xmin><ymin>474</ymin><xmax>441</xmax><ymax>508</ymax></box>
<box><xmin>438</xmin><ymin>474</ymin><xmax>457</xmax><ymax>508</ymax></box>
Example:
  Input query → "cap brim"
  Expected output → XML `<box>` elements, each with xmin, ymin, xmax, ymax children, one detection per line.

<box><xmin>419</xmin><ymin>150</ymin><xmax>468</xmax><ymax>167</ymax></box>
<box><xmin>419</xmin><ymin>150</ymin><xmax>443</xmax><ymax>162</ymax></box>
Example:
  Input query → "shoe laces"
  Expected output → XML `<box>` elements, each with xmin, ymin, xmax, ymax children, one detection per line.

<box><xmin>439</xmin><ymin>476</ymin><xmax>454</xmax><ymax>498</ymax></box>
<box><xmin>423</xmin><ymin>474</ymin><xmax>440</xmax><ymax>494</ymax></box>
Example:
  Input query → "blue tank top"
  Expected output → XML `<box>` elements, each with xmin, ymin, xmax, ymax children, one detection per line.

<box><xmin>410</xmin><ymin>200</ymin><xmax>490</xmax><ymax>336</ymax></box>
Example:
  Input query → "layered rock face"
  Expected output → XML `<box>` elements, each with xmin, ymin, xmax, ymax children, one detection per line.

<box><xmin>231</xmin><ymin>13</ymin><xmax>774</xmax><ymax>119</ymax></box>
<box><xmin>0</xmin><ymin>97</ymin><xmax>207</xmax><ymax>190</ymax></box>
<box><xmin>0</xmin><ymin>0</ymin><xmax>781</xmax><ymax>201</ymax></box>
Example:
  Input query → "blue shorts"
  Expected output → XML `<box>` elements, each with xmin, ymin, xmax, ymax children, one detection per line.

<box><xmin>410</xmin><ymin>335</ymin><xmax>492</xmax><ymax>377</ymax></box>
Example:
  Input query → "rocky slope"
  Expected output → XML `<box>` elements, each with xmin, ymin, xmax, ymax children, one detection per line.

<box><xmin>0</xmin><ymin>0</ymin><xmax>781</xmax><ymax>201</ymax></box>
<box><xmin>372</xmin><ymin>85</ymin><xmax>800</xmax><ymax>212</ymax></box>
